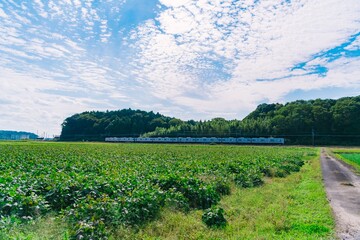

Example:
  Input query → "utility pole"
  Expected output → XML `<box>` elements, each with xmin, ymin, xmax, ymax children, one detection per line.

<box><xmin>312</xmin><ymin>128</ymin><xmax>315</xmax><ymax>146</ymax></box>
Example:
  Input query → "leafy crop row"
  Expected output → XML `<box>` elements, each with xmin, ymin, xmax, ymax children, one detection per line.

<box><xmin>0</xmin><ymin>143</ymin><xmax>312</xmax><ymax>239</ymax></box>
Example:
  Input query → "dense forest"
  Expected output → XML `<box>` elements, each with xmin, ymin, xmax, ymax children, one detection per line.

<box><xmin>60</xmin><ymin>109</ymin><xmax>176</xmax><ymax>141</ymax></box>
<box><xmin>60</xmin><ymin>96</ymin><xmax>360</xmax><ymax>145</ymax></box>
<box><xmin>0</xmin><ymin>130</ymin><xmax>38</xmax><ymax>140</ymax></box>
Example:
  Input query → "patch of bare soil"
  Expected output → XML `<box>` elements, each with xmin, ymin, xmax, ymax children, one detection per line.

<box><xmin>321</xmin><ymin>149</ymin><xmax>360</xmax><ymax>240</ymax></box>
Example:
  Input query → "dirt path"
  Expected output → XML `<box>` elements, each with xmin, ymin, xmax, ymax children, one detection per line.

<box><xmin>321</xmin><ymin>149</ymin><xmax>360</xmax><ymax>239</ymax></box>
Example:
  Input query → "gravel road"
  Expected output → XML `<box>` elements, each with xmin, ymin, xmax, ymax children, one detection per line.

<box><xmin>321</xmin><ymin>149</ymin><xmax>360</xmax><ymax>240</ymax></box>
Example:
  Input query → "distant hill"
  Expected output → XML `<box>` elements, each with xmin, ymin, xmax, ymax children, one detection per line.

<box><xmin>60</xmin><ymin>109</ymin><xmax>176</xmax><ymax>141</ymax></box>
<box><xmin>60</xmin><ymin>96</ymin><xmax>360</xmax><ymax>145</ymax></box>
<box><xmin>0</xmin><ymin>130</ymin><xmax>38</xmax><ymax>140</ymax></box>
<box><xmin>241</xmin><ymin>96</ymin><xmax>360</xmax><ymax>144</ymax></box>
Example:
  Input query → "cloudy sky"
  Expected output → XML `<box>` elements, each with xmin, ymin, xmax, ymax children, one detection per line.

<box><xmin>0</xmin><ymin>0</ymin><xmax>359</xmax><ymax>136</ymax></box>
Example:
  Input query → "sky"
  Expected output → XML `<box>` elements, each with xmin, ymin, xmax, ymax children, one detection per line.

<box><xmin>0</xmin><ymin>0</ymin><xmax>359</xmax><ymax>137</ymax></box>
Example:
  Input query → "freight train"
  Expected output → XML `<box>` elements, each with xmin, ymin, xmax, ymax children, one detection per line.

<box><xmin>105</xmin><ymin>137</ymin><xmax>284</xmax><ymax>144</ymax></box>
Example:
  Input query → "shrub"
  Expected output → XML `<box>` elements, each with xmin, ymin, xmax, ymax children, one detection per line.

<box><xmin>1</xmin><ymin>185</ymin><xmax>49</xmax><ymax>220</ymax></box>
<box><xmin>164</xmin><ymin>189</ymin><xmax>190</xmax><ymax>212</ymax></box>
<box><xmin>72</xmin><ymin>219</ymin><xmax>108</xmax><ymax>240</ymax></box>
<box><xmin>279</xmin><ymin>160</ymin><xmax>303</xmax><ymax>174</ymax></box>
<box><xmin>66</xmin><ymin>195</ymin><xmax>114</xmax><ymax>239</ymax></box>
<box><xmin>234</xmin><ymin>169</ymin><xmax>263</xmax><ymax>188</ymax></box>
<box><xmin>120</xmin><ymin>187</ymin><xmax>165</xmax><ymax>225</ymax></box>
<box><xmin>154</xmin><ymin>175</ymin><xmax>220</xmax><ymax>209</ymax></box>
<box><xmin>214</xmin><ymin>179</ymin><xmax>231</xmax><ymax>196</ymax></box>
<box><xmin>66</xmin><ymin>187</ymin><xmax>165</xmax><ymax>239</ymax></box>
<box><xmin>202</xmin><ymin>206</ymin><xmax>227</xmax><ymax>228</ymax></box>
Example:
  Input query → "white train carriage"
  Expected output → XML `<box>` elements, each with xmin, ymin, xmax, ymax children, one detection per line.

<box><xmin>212</xmin><ymin>137</ymin><xmax>220</xmax><ymax>143</ymax></box>
<box><xmin>105</xmin><ymin>137</ymin><xmax>116</xmax><ymax>142</ymax></box>
<box><xmin>105</xmin><ymin>137</ymin><xmax>284</xmax><ymax>145</ymax></box>
<box><xmin>198</xmin><ymin>137</ymin><xmax>218</xmax><ymax>143</ymax></box>
<box><xmin>268</xmin><ymin>137</ymin><xmax>284</xmax><ymax>144</ymax></box>
<box><xmin>252</xmin><ymin>137</ymin><xmax>267</xmax><ymax>144</ymax></box>
<box><xmin>184</xmin><ymin>137</ymin><xmax>195</xmax><ymax>143</ymax></box>
<box><xmin>155</xmin><ymin>137</ymin><xmax>162</xmax><ymax>142</ymax></box>
<box><xmin>124</xmin><ymin>137</ymin><xmax>134</xmax><ymax>142</ymax></box>
<box><xmin>178</xmin><ymin>137</ymin><xmax>186</xmax><ymax>143</ymax></box>
<box><xmin>236</xmin><ymin>137</ymin><xmax>252</xmax><ymax>144</ymax></box>
<box><xmin>138</xmin><ymin>137</ymin><xmax>151</xmax><ymax>142</ymax></box>
<box><xmin>105</xmin><ymin>137</ymin><xmax>133</xmax><ymax>142</ymax></box>
<box><xmin>168</xmin><ymin>138</ymin><xmax>178</xmax><ymax>143</ymax></box>
<box><xmin>223</xmin><ymin>137</ymin><xmax>236</xmax><ymax>143</ymax></box>
<box><xmin>199</xmin><ymin>137</ymin><xmax>209</xmax><ymax>143</ymax></box>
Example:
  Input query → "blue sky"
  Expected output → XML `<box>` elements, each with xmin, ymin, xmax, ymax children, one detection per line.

<box><xmin>0</xmin><ymin>0</ymin><xmax>359</xmax><ymax>136</ymax></box>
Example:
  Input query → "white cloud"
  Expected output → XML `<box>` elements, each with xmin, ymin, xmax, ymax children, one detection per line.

<box><xmin>159</xmin><ymin>0</ymin><xmax>191</xmax><ymax>8</ymax></box>
<box><xmin>345</xmin><ymin>35</ymin><xmax>360</xmax><ymax>51</ymax></box>
<box><xmin>0</xmin><ymin>67</ymin><xmax>80</xmax><ymax>135</ymax></box>
<box><xmin>169</xmin><ymin>56</ymin><xmax>360</xmax><ymax>119</ymax></box>
<box><xmin>130</xmin><ymin>0</ymin><xmax>360</xmax><ymax>119</ymax></box>
<box><xmin>34</xmin><ymin>0</ymin><xmax>48</xmax><ymax>18</ymax></box>
<box><xmin>0</xmin><ymin>0</ymin><xmax>359</xmax><ymax>135</ymax></box>
<box><xmin>158</xmin><ymin>7</ymin><xmax>198</xmax><ymax>35</ymax></box>
<box><xmin>0</xmin><ymin>45</ymin><xmax>41</xmax><ymax>60</ymax></box>
<box><xmin>0</xmin><ymin>1</ymin><xmax>133</xmax><ymax>135</ymax></box>
<box><xmin>0</xmin><ymin>60</ymin><xmax>127</xmax><ymax>135</ymax></box>
<box><xmin>73</xmin><ymin>0</ymin><xmax>81</xmax><ymax>8</ymax></box>
<box><xmin>0</xmin><ymin>8</ymin><xmax>8</xmax><ymax>18</ymax></box>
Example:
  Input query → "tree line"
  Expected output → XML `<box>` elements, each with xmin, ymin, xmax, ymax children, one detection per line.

<box><xmin>60</xmin><ymin>96</ymin><xmax>360</xmax><ymax>145</ymax></box>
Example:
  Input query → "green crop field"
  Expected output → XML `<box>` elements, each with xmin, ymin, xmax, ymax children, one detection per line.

<box><xmin>339</xmin><ymin>153</ymin><xmax>360</xmax><ymax>166</ymax></box>
<box><xmin>0</xmin><ymin>142</ymin><xmax>334</xmax><ymax>239</ymax></box>
<box><xmin>332</xmin><ymin>149</ymin><xmax>360</xmax><ymax>173</ymax></box>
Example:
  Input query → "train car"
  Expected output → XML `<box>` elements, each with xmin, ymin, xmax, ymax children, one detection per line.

<box><xmin>141</xmin><ymin>138</ymin><xmax>151</xmax><ymax>142</ymax></box>
<box><xmin>252</xmin><ymin>137</ymin><xmax>267</xmax><ymax>144</ymax></box>
<box><xmin>223</xmin><ymin>137</ymin><xmax>236</xmax><ymax>143</ymax></box>
<box><xmin>198</xmin><ymin>137</ymin><xmax>208</xmax><ymax>143</ymax></box>
<box><xmin>105</xmin><ymin>137</ymin><xmax>284</xmax><ymax>145</ymax></box>
<box><xmin>236</xmin><ymin>137</ymin><xmax>252</xmax><ymax>144</ymax></box>
<box><xmin>123</xmin><ymin>137</ymin><xmax>134</xmax><ymax>142</ymax></box>
<box><xmin>198</xmin><ymin>137</ymin><xmax>218</xmax><ymax>143</ymax></box>
<box><xmin>209</xmin><ymin>137</ymin><xmax>220</xmax><ymax>143</ymax></box>
<box><xmin>268</xmin><ymin>138</ymin><xmax>284</xmax><ymax>144</ymax></box>
<box><xmin>168</xmin><ymin>138</ymin><xmax>178</xmax><ymax>143</ymax></box>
